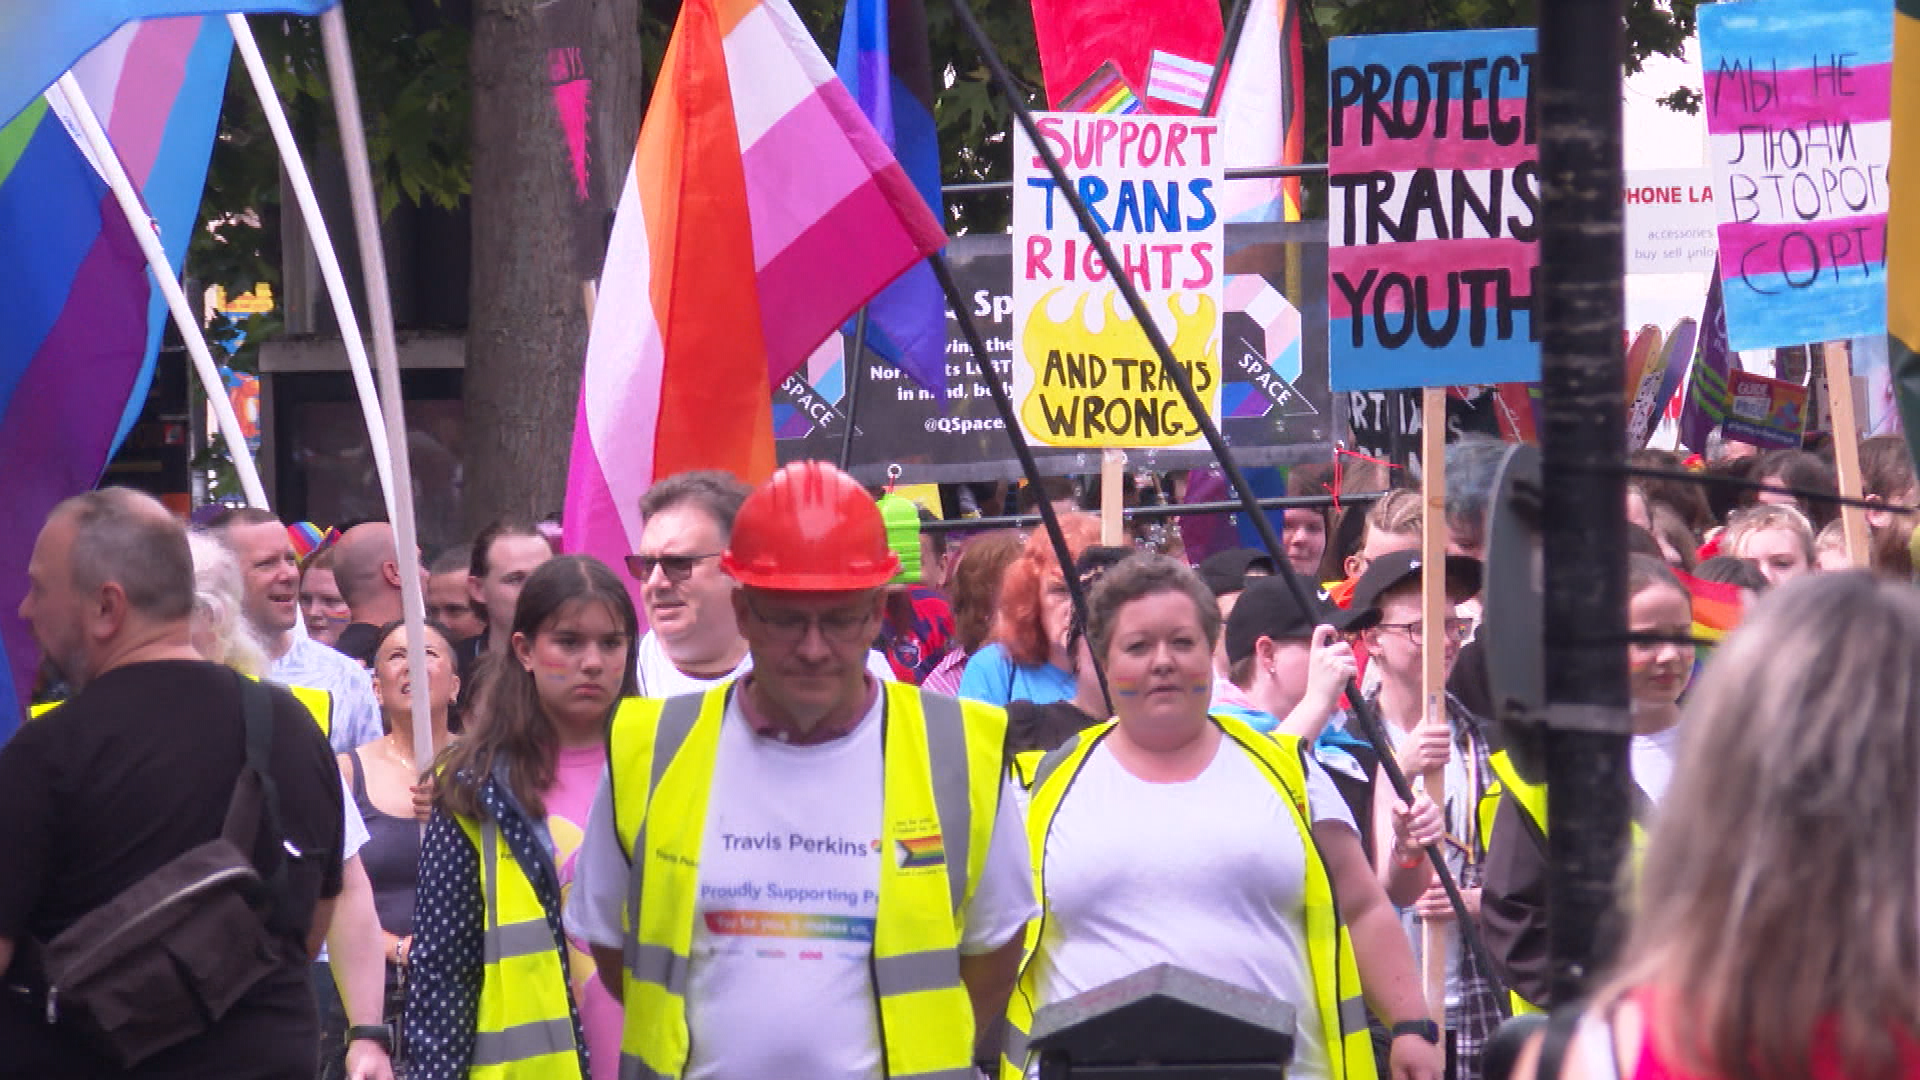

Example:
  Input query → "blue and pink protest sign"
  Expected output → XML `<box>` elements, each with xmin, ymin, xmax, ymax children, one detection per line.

<box><xmin>1326</xmin><ymin>28</ymin><xmax>1540</xmax><ymax>393</ymax></box>
<box><xmin>1699</xmin><ymin>0</ymin><xmax>1891</xmax><ymax>352</ymax></box>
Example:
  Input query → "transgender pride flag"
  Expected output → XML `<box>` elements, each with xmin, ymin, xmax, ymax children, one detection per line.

<box><xmin>1326</xmin><ymin>28</ymin><xmax>1540</xmax><ymax>393</ymax></box>
<box><xmin>563</xmin><ymin>0</ymin><xmax>945</xmax><ymax>605</ymax></box>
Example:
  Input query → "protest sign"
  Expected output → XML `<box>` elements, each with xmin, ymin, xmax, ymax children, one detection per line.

<box><xmin>1343</xmin><ymin>385</ymin><xmax>1505</xmax><ymax>472</ymax></box>
<box><xmin>1326</xmin><ymin>27</ymin><xmax>1541</xmax><ymax>392</ymax></box>
<box><xmin>1624</xmin><ymin>168</ymin><xmax>1718</xmax><ymax>275</ymax></box>
<box><xmin>1009</xmin><ymin>112</ymin><xmax>1226</xmax><ymax>450</ymax></box>
<box><xmin>1698</xmin><ymin>0</ymin><xmax>1891</xmax><ymax>351</ymax></box>
<box><xmin>775</xmin><ymin>225</ymin><xmax>1331</xmax><ymax>483</ymax></box>
<box><xmin>1723</xmin><ymin>369</ymin><xmax>1810</xmax><ymax>449</ymax></box>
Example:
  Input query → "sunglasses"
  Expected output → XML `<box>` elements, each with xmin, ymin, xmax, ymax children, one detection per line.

<box><xmin>624</xmin><ymin>551</ymin><xmax>722</xmax><ymax>583</ymax></box>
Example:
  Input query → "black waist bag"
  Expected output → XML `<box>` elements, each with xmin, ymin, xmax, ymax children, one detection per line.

<box><xmin>38</xmin><ymin>675</ymin><xmax>289</xmax><ymax>1067</ymax></box>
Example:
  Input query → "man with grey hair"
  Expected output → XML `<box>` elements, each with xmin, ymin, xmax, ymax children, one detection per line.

<box><xmin>0</xmin><ymin>489</ymin><xmax>348</xmax><ymax>1075</ymax></box>
<box><xmin>629</xmin><ymin>471</ymin><xmax>894</xmax><ymax>696</ymax></box>
<box><xmin>212</xmin><ymin>507</ymin><xmax>382</xmax><ymax>752</ymax></box>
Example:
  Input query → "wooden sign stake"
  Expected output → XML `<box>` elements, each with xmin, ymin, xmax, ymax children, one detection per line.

<box><xmin>1100</xmin><ymin>448</ymin><xmax>1128</xmax><ymax>546</ymax></box>
<box><xmin>1822</xmin><ymin>341</ymin><xmax>1870</xmax><ymax>567</ymax></box>
<box><xmin>1418</xmin><ymin>385</ymin><xmax>1450</xmax><ymax>1023</ymax></box>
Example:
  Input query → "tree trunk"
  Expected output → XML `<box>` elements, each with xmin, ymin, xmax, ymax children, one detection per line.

<box><xmin>464</xmin><ymin>0</ymin><xmax>640</xmax><ymax>534</ymax></box>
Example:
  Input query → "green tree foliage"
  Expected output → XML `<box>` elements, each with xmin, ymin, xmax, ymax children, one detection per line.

<box><xmin>192</xmin><ymin>0</ymin><xmax>1697</xmax><ymax>284</ymax></box>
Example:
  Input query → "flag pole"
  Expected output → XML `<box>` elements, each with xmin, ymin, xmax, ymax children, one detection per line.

<box><xmin>940</xmin><ymin>0</ymin><xmax>1494</xmax><ymax>964</ymax></box>
<box><xmin>1199</xmin><ymin>0</ymin><xmax>1254</xmax><ymax>116</ymax></box>
<box><xmin>319</xmin><ymin>7</ymin><xmax>436</xmax><ymax>776</ymax></box>
<box><xmin>930</xmin><ymin>253</ymin><xmax>1111</xmax><ymax>711</ymax></box>
<box><xmin>51</xmin><ymin>74</ymin><xmax>269</xmax><ymax>511</ymax></box>
<box><xmin>228</xmin><ymin>14</ymin><xmax>399</xmax><ymax>527</ymax></box>
<box><xmin>838</xmin><ymin>309</ymin><xmax>871</xmax><ymax>470</ymax></box>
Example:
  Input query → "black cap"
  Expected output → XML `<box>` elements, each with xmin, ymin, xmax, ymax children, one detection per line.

<box><xmin>1226</xmin><ymin>578</ymin><xmax>1355</xmax><ymax>663</ymax></box>
<box><xmin>1197</xmin><ymin>547</ymin><xmax>1275</xmax><ymax>597</ymax></box>
<box><xmin>1346</xmin><ymin>549</ymin><xmax>1484</xmax><ymax>620</ymax></box>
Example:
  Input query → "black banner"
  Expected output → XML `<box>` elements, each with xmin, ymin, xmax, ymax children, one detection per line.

<box><xmin>775</xmin><ymin>222</ymin><xmax>1333</xmax><ymax>484</ymax></box>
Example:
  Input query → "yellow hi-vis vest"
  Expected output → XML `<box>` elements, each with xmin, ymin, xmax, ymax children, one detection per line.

<box><xmin>1482</xmin><ymin>749</ymin><xmax>1648</xmax><ymax>1016</ymax></box>
<box><xmin>449</xmin><ymin>812</ymin><xmax>584</xmax><ymax>1079</ymax></box>
<box><xmin>607</xmin><ymin>681</ymin><xmax>1007</xmax><ymax>1080</ymax></box>
<box><xmin>1004</xmin><ymin>715</ymin><xmax>1376</xmax><ymax>1080</ymax></box>
<box><xmin>30</xmin><ymin>679</ymin><xmax>334</xmax><ymax>737</ymax></box>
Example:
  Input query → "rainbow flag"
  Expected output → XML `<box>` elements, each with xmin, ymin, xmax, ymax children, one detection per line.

<box><xmin>1059</xmin><ymin>61</ymin><xmax>1143</xmax><ymax>114</ymax></box>
<box><xmin>896</xmin><ymin>834</ymin><xmax>945</xmax><ymax>869</ymax></box>
<box><xmin>0</xmin><ymin>2</ymin><xmax>334</xmax><ymax>128</ymax></box>
<box><xmin>562</xmin><ymin>0</ymin><xmax>946</xmax><ymax>603</ymax></box>
<box><xmin>1676</xmin><ymin>569</ymin><xmax>1744</xmax><ymax>645</ymax></box>
<box><xmin>1218</xmin><ymin>0</ymin><xmax>1306</xmax><ymax>222</ymax></box>
<box><xmin>834</xmin><ymin>0</ymin><xmax>948</xmax><ymax>397</ymax></box>
<box><xmin>0</xmin><ymin>18</ymin><xmax>234</xmax><ymax>729</ymax></box>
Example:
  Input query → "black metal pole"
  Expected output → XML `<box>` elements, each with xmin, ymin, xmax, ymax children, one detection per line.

<box><xmin>942</xmin><ymin>163</ymin><xmax>1326</xmax><ymax>198</ymax></box>
<box><xmin>1199</xmin><ymin>0</ymin><xmax>1255</xmax><ymax>117</ymax></box>
<box><xmin>1537</xmin><ymin>0</ymin><xmax>1633</xmax><ymax>1004</ymax></box>
<box><xmin>930</xmin><ymin>253</ymin><xmax>1112</xmax><ymax>710</ymax></box>
<box><xmin>918</xmin><ymin>491</ymin><xmax>1389</xmax><ymax>534</ymax></box>
<box><xmin>838</xmin><ymin>309</ymin><xmax>870</xmax><ymax>470</ymax></box>
<box><xmin>938</xmin><ymin>0</ymin><xmax>1491</xmax><ymax>960</ymax></box>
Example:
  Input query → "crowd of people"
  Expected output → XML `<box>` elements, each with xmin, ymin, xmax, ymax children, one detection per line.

<box><xmin>0</xmin><ymin>437</ymin><xmax>1916</xmax><ymax>1080</ymax></box>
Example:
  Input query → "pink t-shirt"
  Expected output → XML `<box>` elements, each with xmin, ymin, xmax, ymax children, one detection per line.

<box><xmin>548</xmin><ymin>744</ymin><xmax>620</xmax><ymax>1080</ymax></box>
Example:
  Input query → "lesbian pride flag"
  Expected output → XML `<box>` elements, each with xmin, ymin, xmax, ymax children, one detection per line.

<box><xmin>563</xmin><ymin>0</ymin><xmax>946</xmax><ymax>602</ymax></box>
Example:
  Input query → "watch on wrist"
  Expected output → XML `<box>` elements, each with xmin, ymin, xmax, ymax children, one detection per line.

<box><xmin>346</xmin><ymin>1024</ymin><xmax>394</xmax><ymax>1052</ymax></box>
<box><xmin>1391</xmin><ymin>1019</ymin><xmax>1442</xmax><ymax>1045</ymax></box>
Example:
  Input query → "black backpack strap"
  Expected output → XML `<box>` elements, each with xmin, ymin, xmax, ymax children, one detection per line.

<box><xmin>224</xmin><ymin>674</ymin><xmax>288</xmax><ymax>894</ymax></box>
<box><xmin>1535</xmin><ymin>1004</ymin><xmax>1586</xmax><ymax>1080</ymax></box>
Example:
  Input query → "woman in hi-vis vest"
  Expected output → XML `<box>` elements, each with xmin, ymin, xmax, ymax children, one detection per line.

<box><xmin>1006</xmin><ymin>555</ymin><xmax>1442</xmax><ymax>1080</ymax></box>
<box><xmin>405</xmin><ymin>557</ymin><xmax>639</xmax><ymax>1080</ymax></box>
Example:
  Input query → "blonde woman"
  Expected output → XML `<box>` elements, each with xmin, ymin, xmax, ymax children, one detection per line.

<box><xmin>1519</xmin><ymin>573</ymin><xmax>1920</xmax><ymax>1080</ymax></box>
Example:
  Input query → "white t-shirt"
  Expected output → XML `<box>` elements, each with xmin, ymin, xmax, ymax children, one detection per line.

<box><xmin>1631</xmin><ymin>723</ymin><xmax>1682</xmax><ymax>804</ymax></box>
<box><xmin>566</xmin><ymin>688</ymin><xmax>1037</xmax><ymax>1080</ymax></box>
<box><xmin>632</xmin><ymin>631</ymin><xmax>895</xmax><ymax>699</ymax></box>
<box><xmin>1034</xmin><ymin>738</ymin><xmax>1354</xmax><ymax>1080</ymax></box>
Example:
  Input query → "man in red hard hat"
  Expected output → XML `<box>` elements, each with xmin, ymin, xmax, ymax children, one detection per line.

<box><xmin>567</xmin><ymin>461</ymin><xmax>1036</xmax><ymax>1080</ymax></box>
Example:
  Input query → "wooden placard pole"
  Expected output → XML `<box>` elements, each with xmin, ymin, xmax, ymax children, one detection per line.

<box><xmin>1418</xmin><ymin>385</ymin><xmax>1449</xmax><ymax>1022</ymax></box>
<box><xmin>1100</xmin><ymin>448</ymin><xmax>1128</xmax><ymax>546</ymax></box>
<box><xmin>1822</xmin><ymin>341</ymin><xmax>1871</xmax><ymax>567</ymax></box>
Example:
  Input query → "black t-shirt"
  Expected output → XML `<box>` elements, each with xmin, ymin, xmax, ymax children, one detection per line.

<box><xmin>332</xmin><ymin>621</ymin><xmax>382</xmax><ymax>668</ymax></box>
<box><xmin>0</xmin><ymin>659</ymin><xmax>345</xmax><ymax>1079</ymax></box>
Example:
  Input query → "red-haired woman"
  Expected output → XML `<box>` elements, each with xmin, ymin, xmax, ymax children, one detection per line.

<box><xmin>958</xmin><ymin>513</ymin><xmax>1101</xmax><ymax>707</ymax></box>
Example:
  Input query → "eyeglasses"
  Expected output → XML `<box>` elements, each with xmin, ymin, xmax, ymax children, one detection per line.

<box><xmin>1373</xmin><ymin>617</ymin><xmax>1474</xmax><ymax>645</ymax></box>
<box><xmin>625</xmin><ymin>551</ymin><xmax>722</xmax><ymax>583</ymax></box>
<box><xmin>744</xmin><ymin>598</ymin><xmax>877</xmax><ymax>647</ymax></box>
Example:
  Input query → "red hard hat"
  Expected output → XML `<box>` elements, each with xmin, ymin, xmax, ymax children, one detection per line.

<box><xmin>722</xmin><ymin>461</ymin><xmax>900</xmax><ymax>591</ymax></box>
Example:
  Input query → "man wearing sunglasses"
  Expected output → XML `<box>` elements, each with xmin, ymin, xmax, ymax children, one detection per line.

<box><xmin>1344</xmin><ymin>548</ymin><xmax>1505</xmax><ymax>1080</ymax></box>
<box><xmin>627</xmin><ymin>471</ymin><xmax>894</xmax><ymax>698</ymax></box>
<box><xmin>570</xmin><ymin>462</ymin><xmax>1036</xmax><ymax>1080</ymax></box>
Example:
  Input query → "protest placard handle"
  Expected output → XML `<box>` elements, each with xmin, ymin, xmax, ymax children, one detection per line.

<box><xmin>1822</xmin><ymin>341</ymin><xmax>1871</xmax><ymax>567</ymax></box>
<box><xmin>1100</xmin><ymin>449</ymin><xmax>1127</xmax><ymax>545</ymax></box>
<box><xmin>1419</xmin><ymin>385</ymin><xmax>1450</xmax><ymax>1023</ymax></box>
